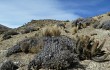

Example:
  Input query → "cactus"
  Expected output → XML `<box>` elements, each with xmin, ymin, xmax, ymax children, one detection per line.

<box><xmin>75</xmin><ymin>35</ymin><xmax>109</xmax><ymax>61</ymax></box>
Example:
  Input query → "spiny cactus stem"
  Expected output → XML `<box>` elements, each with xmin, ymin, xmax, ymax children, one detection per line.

<box><xmin>97</xmin><ymin>39</ymin><xmax>106</xmax><ymax>52</ymax></box>
<box><xmin>91</xmin><ymin>41</ymin><xmax>99</xmax><ymax>56</ymax></box>
<box><xmin>92</xmin><ymin>53</ymin><xmax>110</xmax><ymax>62</ymax></box>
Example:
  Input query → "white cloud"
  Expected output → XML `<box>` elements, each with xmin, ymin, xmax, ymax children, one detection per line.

<box><xmin>0</xmin><ymin>0</ymin><xmax>80</xmax><ymax>28</ymax></box>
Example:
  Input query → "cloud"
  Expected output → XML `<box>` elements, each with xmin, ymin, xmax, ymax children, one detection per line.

<box><xmin>58</xmin><ymin>0</ymin><xmax>107</xmax><ymax>17</ymax></box>
<box><xmin>0</xmin><ymin>0</ymin><xmax>80</xmax><ymax>28</ymax></box>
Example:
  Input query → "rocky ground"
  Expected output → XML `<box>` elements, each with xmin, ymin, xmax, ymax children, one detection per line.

<box><xmin>0</xmin><ymin>13</ymin><xmax>110</xmax><ymax>70</ymax></box>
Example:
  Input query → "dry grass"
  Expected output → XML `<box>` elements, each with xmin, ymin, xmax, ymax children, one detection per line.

<box><xmin>41</xmin><ymin>25</ymin><xmax>61</xmax><ymax>37</ymax></box>
<box><xmin>70</xmin><ymin>26</ymin><xmax>78</xmax><ymax>35</ymax></box>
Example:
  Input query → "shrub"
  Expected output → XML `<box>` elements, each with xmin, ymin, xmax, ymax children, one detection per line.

<box><xmin>21</xmin><ymin>27</ymin><xmax>37</xmax><ymax>34</ymax></box>
<box><xmin>57</xmin><ymin>23</ymin><xmax>66</xmax><ymax>28</ymax></box>
<box><xmin>6</xmin><ymin>37</ymin><xmax>44</xmax><ymax>57</ymax></box>
<box><xmin>0</xmin><ymin>60</ymin><xmax>18</xmax><ymax>70</ymax></box>
<box><xmin>42</xmin><ymin>25</ymin><xmax>61</xmax><ymax>37</ymax></box>
<box><xmin>28</xmin><ymin>36</ymin><xmax>80</xmax><ymax>70</ymax></box>
<box><xmin>93</xmin><ymin>20</ymin><xmax>110</xmax><ymax>30</ymax></box>
<box><xmin>102</xmin><ymin>20</ymin><xmax>110</xmax><ymax>30</ymax></box>
<box><xmin>0</xmin><ymin>24</ymin><xmax>11</xmax><ymax>34</ymax></box>
<box><xmin>72</xmin><ymin>18</ymin><xmax>84</xmax><ymax>27</ymax></box>
<box><xmin>2</xmin><ymin>30</ymin><xmax>19</xmax><ymax>40</ymax></box>
<box><xmin>72</xmin><ymin>18</ymin><xmax>95</xmax><ymax>29</ymax></box>
<box><xmin>93</xmin><ymin>21</ymin><xmax>100</xmax><ymax>28</ymax></box>
<box><xmin>70</xmin><ymin>27</ymin><xmax>78</xmax><ymax>35</ymax></box>
<box><xmin>3</xmin><ymin>35</ymin><xmax>12</xmax><ymax>40</ymax></box>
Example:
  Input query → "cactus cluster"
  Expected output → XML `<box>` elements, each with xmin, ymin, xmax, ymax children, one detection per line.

<box><xmin>75</xmin><ymin>35</ymin><xmax>109</xmax><ymax>61</ymax></box>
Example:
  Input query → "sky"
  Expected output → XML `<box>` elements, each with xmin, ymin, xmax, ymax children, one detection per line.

<box><xmin>0</xmin><ymin>0</ymin><xmax>110</xmax><ymax>28</ymax></box>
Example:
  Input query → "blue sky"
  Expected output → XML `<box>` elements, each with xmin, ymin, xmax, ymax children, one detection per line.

<box><xmin>0</xmin><ymin>0</ymin><xmax>110</xmax><ymax>28</ymax></box>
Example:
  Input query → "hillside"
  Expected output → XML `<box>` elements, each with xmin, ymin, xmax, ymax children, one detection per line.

<box><xmin>0</xmin><ymin>12</ymin><xmax>110</xmax><ymax>70</ymax></box>
<box><xmin>0</xmin><ymin>24</ymin><xmax>11</xmax><ymax>34</ymax></box>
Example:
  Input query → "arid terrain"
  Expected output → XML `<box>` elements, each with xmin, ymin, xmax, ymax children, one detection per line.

<box><xmin>0</xmin><ymin>12</ymin><xmax>110</xmax><ymax>70</ymax></box>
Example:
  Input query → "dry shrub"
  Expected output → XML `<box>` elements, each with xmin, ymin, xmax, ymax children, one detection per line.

<box><xmin>70</xmin><ymin>27</ymin><xmax>78</xmax><ymax>35</ymax></box>
<box><xmin>42</xmin><ymin>26</ymin><xmax>53</xmax><ymax>37</ymax></box>
<box><xmin>42</xmin><ymin>25</ymin><xmax>61</xmax><ymax>37</ymax></box>
<box><xmin>52</xmin><ymin>25</ymin><xmax>61</xmax><ymax>36</ymax></box>
<box><xmin>28</xmin><ymin>37</ymin><xmax>44</xmax><ymax>53</ymax></box>
<box><xmin>21</xmin><ymin>27</ymin><xmax>37</xmax><ymax>34</ymax></box>
<box><xmin>29</xmin><ymin>41</ymin><xmax>43</xmax><ymax>53</ymax></box>
<box><xmin>20</xmin><ymin>42</ymin><xmax>30</xmax><ymax>53</ymax></box>
<box><xmin>2</xmin><ymin>30</ymin><xmax>19</xmax><ymax>40</ymax></box>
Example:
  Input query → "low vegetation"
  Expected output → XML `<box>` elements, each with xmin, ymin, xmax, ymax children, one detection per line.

<box><xmin>2</xmin><ymin>30</ymin><xmax>19</xmax><ymax>40</ymax></box>
<box><xmin>1</xmin><ymin>15</ymin><xmax>110</xmax><ymax>70</ymax></box>
<box><xmin>20</xmin><ymin>27</ymin><xmax>38</xmax><ymax>34</ymax></box>
<box><xmin>93</xmin><ymin>20</ymin><xmax>110</xmax><ymax>30</ymax></box>
<box><xmin>0</xmin><ymin>24</ymin><xmax>11</xmax><ymax>34</ymax></box>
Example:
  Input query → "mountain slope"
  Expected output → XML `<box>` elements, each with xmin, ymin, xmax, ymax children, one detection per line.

<box><xmin>0</xmin><ymin>13</ymin><xmax>110</xmax><ymax>70</ymax></box>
